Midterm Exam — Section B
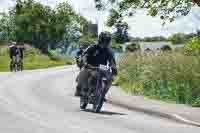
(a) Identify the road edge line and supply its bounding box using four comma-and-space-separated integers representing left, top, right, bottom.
107, 99, 200, 127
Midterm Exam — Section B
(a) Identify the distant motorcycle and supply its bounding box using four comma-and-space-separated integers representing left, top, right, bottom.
10, 55, 23, 72
80, 64, 112, 113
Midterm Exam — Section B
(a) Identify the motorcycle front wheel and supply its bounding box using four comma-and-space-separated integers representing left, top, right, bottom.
94, 93, 105, 113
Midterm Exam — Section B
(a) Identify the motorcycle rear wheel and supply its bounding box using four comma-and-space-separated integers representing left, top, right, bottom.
80, 97, 88, 110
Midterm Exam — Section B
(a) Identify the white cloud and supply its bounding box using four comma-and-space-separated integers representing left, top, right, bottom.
65, 0, 200, 37
125, 8, 200, 37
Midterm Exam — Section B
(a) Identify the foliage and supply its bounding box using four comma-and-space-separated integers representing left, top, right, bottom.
169, 33, 189, 44
0, 0, 88, 53
112, 21, 129, 43
79, 33, 97, 45
116, 49, 200, 106
78, 33, 123, 49
185, 36, 200, 49
107, 9, 122, 27
111, 38, 122, 49
192, 97, 200, 107
129, 33, 196, 44
130, 36, 168, 42
160, 45, 172, 51
94, 0, 200, 26
0, 12, 15, 40
126, 42, 140, 52
143, 36, 167, 42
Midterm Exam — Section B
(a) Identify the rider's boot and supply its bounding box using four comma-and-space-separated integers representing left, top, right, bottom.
75, 85, 81, 97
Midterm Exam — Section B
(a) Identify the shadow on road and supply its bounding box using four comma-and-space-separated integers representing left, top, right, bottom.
82, 109, 127, 116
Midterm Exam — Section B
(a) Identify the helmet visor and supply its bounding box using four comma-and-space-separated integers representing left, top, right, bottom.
100, 37, 111, 48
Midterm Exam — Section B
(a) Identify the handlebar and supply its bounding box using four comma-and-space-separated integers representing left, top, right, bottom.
86, 64, 112, 71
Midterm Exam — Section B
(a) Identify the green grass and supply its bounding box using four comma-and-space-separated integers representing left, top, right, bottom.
0, 45, 74, 72
116, 49, 200, 107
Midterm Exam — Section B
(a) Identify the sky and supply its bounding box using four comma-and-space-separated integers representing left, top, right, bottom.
0, 0, 200, 37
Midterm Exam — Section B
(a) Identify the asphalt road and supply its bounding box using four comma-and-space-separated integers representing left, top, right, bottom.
0, 66, 199, 133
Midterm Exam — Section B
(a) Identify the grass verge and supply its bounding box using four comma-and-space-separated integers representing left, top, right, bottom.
115, 49, 200, 107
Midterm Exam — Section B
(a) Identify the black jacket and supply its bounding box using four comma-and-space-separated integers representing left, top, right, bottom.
83, 45, 117, 75
9, 46, 19, 58
9, 46, 24, 59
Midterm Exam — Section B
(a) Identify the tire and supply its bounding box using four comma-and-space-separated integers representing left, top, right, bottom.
80, 97, 87, 110
19, 61, 23, 71
94, 94, 104, 113
16, 61, 19, 71
94, 80, 106, 113
14, 63, 17, 72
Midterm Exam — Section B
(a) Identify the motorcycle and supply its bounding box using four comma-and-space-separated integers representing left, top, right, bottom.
80, 64, 112, 113
10, 55, 23, 72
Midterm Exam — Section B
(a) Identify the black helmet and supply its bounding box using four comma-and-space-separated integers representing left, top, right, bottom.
98, 31, 112, 48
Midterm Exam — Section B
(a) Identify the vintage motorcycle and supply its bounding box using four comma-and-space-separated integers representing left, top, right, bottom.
80, 64, 112, 113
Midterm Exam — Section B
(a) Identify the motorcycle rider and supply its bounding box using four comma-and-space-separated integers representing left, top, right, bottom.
75, 31, 117, 97
9, 42, 20, 71
9, 41, 25, 71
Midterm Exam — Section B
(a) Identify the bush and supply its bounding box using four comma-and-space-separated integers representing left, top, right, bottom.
126, 42, 140, 52
169, 33, 187, 44
160, 45, 172, 51
79, 33, 96, 44
192, 97, 200, 107
185, 37, 200, 49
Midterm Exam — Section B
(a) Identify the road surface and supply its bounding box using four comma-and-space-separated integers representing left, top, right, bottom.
0, 66, 199, 133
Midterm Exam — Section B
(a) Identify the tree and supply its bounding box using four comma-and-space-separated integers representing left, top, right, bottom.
185, 36, 200, 49
94, 0, 200, 26
0, 12, 15, 41
169, 33, 188, 44
126, 42, 140, 52
113, 21, 129, 43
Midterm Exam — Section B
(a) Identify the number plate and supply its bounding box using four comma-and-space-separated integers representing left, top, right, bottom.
99, 64, 109, 71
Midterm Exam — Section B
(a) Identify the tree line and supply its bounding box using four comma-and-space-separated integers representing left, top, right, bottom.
0, 0, 89, 53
